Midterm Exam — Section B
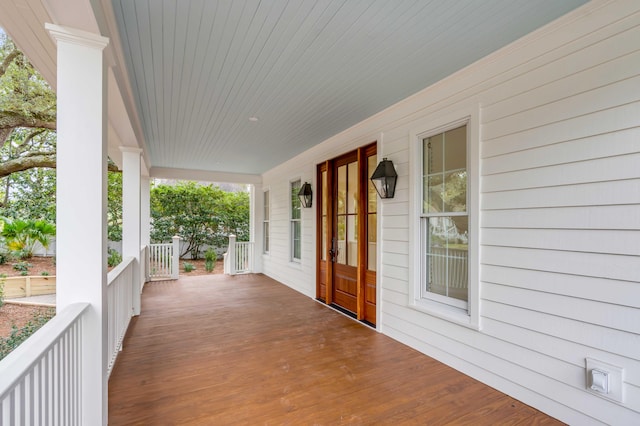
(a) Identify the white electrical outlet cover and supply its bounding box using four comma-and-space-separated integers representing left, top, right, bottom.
585, 358, 624, 403
590, 368, 609, 393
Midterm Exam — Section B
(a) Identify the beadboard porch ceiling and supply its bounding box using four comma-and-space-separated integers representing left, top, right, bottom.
0, 0, 589, 177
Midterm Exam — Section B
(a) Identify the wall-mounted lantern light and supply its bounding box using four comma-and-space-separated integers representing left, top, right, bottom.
298, 182, 313, 208
370, 157, 397, 199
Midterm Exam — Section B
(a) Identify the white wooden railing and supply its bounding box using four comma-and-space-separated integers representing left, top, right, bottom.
0, 252, 142, 423
107, 256, 135, 377
0, 303, 89, 425
224, 235, 254, 275
148, 235, 180, 280
148, 243, 172, 278
141, 245, 149, 290
234, 242, 254, 274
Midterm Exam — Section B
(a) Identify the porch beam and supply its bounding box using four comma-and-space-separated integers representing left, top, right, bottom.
47, 23, 109, 426
150, 166, 262, 185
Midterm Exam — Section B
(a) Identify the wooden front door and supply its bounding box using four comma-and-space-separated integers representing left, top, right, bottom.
317, 143, 377, 325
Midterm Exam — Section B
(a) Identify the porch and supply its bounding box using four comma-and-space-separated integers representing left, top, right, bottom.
107, 273, 559, 425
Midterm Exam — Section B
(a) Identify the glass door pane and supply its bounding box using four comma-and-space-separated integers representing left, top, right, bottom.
336, 160, 358, 266
367, 154, 377, 271
321, 170, 327, 261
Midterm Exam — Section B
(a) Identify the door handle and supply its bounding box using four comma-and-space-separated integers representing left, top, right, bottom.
329, 237, 338, 262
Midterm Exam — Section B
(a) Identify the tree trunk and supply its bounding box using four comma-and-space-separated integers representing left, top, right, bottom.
0, 111, 56, 131
0, 155, 57, 178
0, 155, 121, 178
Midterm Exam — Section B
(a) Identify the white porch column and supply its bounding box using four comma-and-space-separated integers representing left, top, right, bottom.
121, 147, 142, 315
171, 235, 180, 279
251, 183, 264, 273
47, 24, 109, 426
228, 234, 237, 275
141, 176, 151, 283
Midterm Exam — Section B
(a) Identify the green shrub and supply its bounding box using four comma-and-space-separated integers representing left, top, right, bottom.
107, 248, 122, 268
204, 249, 216, 272
1, 218, 56, 259
183, 262, 195, 272
0, 309, 55, 361
0, 251, 9, 265
205, 259, 214, 272
12, 261, 32, 272
41, 271, 50, 276
14, 249, 31, 260
204, 248, 216, 262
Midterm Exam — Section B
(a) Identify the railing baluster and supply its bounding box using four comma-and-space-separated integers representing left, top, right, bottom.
230, 242, 254, 274
0, 304, 90, 425
147, 242, 178, 279
106, 257, 136, 377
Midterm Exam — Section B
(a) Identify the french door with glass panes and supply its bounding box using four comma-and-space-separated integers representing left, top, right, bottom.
316, 143, 377, 326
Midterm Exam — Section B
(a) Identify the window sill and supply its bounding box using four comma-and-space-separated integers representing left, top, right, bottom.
410, 298, 480, 331
288, 260, 302, 269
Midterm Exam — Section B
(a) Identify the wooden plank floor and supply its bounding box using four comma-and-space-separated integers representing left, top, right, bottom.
108, 274, 562, 425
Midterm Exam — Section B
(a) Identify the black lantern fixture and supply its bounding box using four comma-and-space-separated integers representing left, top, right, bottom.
298, 182, 313, 208
370, 157, 397, 199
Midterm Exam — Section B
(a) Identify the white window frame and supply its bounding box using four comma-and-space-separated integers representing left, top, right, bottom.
409, 104, 480, 330
263, 190, 270, 254
290, 179, 302, 263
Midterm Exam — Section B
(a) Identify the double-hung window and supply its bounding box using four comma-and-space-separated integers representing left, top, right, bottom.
421, 124, 469, 309
263, 190, 270, 254
290, 180, 301, 262
412, 107, 479, 329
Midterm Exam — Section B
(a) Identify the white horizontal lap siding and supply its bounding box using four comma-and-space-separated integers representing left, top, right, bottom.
384, 297, 640, 422
379, 142, 410, 296
402, 3, 640, 422
261, 168, 315, 297
474, 3, 640, 422
260, 2, 640, 424
482, 228, 640, 256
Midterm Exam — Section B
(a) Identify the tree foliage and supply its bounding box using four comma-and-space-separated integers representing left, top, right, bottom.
0, 30, 57, 180
0, 34, 56, 128
0, 31, 249, 254
150, 181, 249, 259
0, 166, 56, 222
107, 171, 123, 241
0, 30, 121, 225
0, 29, 57, 220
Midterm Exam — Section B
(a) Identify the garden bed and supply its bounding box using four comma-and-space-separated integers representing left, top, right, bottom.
0, 304, 54, 338
0, 256, 56, 277
0, 256, 226, 277
176, 258, 224, 276
2, 275, 56, 299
